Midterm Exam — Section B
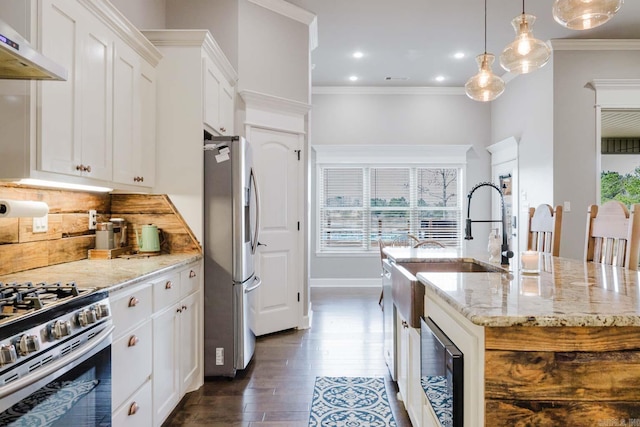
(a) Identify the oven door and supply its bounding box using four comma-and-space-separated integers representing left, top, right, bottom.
0, 325, 113, 426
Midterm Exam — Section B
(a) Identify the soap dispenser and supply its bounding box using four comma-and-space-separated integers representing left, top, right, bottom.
488, 228, 501, 263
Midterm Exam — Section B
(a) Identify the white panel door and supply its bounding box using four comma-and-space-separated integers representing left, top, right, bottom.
249, 128, 302, 336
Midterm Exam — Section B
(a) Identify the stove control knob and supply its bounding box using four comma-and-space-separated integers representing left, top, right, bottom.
78, 309, 97, 326
95, 304, 110, 320
17, 335, 40, 356
0, 344, 17, 365
51, 320, 72, 340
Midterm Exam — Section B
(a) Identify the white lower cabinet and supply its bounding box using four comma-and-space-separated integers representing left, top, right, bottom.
152, 261, 202, 427
395, 308, 425, 427
110, 260, 202, 426
113, 380, 153, 427
111, 282, 153, 420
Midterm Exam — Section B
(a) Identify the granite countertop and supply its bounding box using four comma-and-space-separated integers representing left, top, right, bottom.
0, 253, 202, 293
413, 254, 640, 328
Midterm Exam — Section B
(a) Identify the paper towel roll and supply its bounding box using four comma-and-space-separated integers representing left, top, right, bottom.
0, 200, 49, 218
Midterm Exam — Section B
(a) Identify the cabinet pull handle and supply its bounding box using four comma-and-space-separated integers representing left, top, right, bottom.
401, 320, 409, 328
189, 270, 196, 278
165, 281, 172, 289
220, 127, 226, 133
75, 164, 83, 171
128, 402, 139, 416
128, 335, 139, 347
84, 165, 91, 173
128, 297, 139, 307
182, 305, 187, 311
177, 308, 182, 313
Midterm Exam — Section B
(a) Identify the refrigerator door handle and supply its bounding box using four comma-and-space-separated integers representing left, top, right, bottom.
245, 276, 262, 294
250, 167, 261, 254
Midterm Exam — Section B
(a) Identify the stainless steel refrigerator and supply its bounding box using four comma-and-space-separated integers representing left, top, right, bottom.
203, 134, 261, 377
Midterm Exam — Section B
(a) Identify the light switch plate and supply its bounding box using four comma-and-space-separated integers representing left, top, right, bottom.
33, 216, 48, 233
564, 201, 571, 212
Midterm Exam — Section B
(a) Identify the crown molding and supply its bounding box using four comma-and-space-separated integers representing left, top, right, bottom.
240, 90, 311, 115
312, 86, 466, 95
313, 144, 472, 164
79, 0, 162, 65
142, 30, 237, 84
248, 0, 316, 25
550, 39, 640, 51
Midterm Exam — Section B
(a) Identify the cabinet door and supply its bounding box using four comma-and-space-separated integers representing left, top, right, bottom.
112, 321, 152, 410
219, 80, 234, 135
179, 291, 200, 395
139, 60, 156, 187
112, 380, 153, 427
408, 327, 423, 427
112, 41, 137, 186
396, 311, 409, 404
203, 57, 221, 132
79, 19, 112, 181
152, 304, 180, 427
113, 41, 156, 188
39, 0, 83, 175
40, 0, 112, 180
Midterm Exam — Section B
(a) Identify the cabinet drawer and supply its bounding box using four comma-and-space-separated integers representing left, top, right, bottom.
153, 272, 181, 311
112, 320, 152, 410
111, 283, 152, 338
112, 379, 152, 427
180, 263, 200, 298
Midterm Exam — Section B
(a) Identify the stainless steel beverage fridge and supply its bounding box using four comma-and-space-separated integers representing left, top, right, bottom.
203, 134, 261, 377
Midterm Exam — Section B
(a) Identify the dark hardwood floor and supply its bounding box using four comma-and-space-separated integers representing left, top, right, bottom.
163, 287, 412, 426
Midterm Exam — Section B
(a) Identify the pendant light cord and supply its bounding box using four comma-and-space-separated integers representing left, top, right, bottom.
484, 0, 487, 54
522, 0, 525, 14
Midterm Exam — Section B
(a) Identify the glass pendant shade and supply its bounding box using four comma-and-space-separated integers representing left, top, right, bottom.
553, 0, 623, 30
465, 53, 505, 102
500, 14, 551, 74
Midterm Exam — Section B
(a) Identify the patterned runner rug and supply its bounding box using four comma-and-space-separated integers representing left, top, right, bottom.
309, 376, 397, 427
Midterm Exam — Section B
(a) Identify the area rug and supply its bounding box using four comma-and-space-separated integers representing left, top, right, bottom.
309, 376, 397, 427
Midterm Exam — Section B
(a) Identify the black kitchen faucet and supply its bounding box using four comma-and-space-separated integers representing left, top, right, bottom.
464, 182, 514, 266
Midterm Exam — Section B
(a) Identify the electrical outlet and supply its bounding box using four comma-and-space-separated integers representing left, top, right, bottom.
215, 348, 224, 365
88, 210, 97, 230
33, 216, 48, 233
564, 201, 571, 212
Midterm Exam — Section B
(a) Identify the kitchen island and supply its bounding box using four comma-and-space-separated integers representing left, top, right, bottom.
384, 247, 640, 427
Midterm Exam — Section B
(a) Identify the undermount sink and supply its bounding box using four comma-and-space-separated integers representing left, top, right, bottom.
391, 259, 505, 328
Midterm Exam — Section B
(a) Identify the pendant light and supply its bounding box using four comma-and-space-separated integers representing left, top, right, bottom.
553, 0, 623, 30
500, 1, 551, 74
465, 0, 505, 102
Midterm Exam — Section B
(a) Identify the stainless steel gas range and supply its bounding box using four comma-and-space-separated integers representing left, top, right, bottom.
0, 281, 113, 426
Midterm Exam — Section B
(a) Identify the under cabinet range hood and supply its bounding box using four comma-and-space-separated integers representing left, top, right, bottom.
0, 17, 67, 80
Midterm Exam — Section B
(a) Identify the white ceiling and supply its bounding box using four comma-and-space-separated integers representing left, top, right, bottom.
286, 0, 640, 88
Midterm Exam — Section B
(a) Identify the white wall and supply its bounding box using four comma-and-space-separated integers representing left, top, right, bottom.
165, 0, 239, 70
310, 92, 492, 280
492, 59, 554, 253
238, 1, 310, 104
109, 0, 166, 29
553, 49, 640, 260
602, 154, 640, 175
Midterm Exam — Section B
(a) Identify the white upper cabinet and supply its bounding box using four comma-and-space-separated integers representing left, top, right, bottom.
112, 39, 157, 187
203, 56, 234, 135
0, 0, 161, 190
40, 0, 113, 181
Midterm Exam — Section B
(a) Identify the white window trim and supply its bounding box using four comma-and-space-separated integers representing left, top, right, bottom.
314, 145, 470, 255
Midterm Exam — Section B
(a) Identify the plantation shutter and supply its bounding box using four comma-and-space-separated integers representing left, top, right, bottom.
413, 168, 461, 246
319, 167, 365, 250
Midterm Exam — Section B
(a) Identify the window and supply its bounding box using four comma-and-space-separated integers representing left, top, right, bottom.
318, 165, 463, 252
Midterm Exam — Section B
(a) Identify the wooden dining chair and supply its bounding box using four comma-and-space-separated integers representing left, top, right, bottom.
527, 204, 563, 256
584, 201, 640, 270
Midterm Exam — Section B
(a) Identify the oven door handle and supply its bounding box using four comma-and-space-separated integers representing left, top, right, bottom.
0, 324, 114, 400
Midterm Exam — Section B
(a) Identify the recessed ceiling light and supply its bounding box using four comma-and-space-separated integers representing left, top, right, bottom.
353, 51, 364, 59
435, 75, 446, 82
454, 52, 465, 59
349, 75, 358, 82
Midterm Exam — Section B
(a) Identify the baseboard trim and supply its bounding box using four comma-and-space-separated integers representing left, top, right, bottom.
310, 278, 382, 288
299, 303, 313, 330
